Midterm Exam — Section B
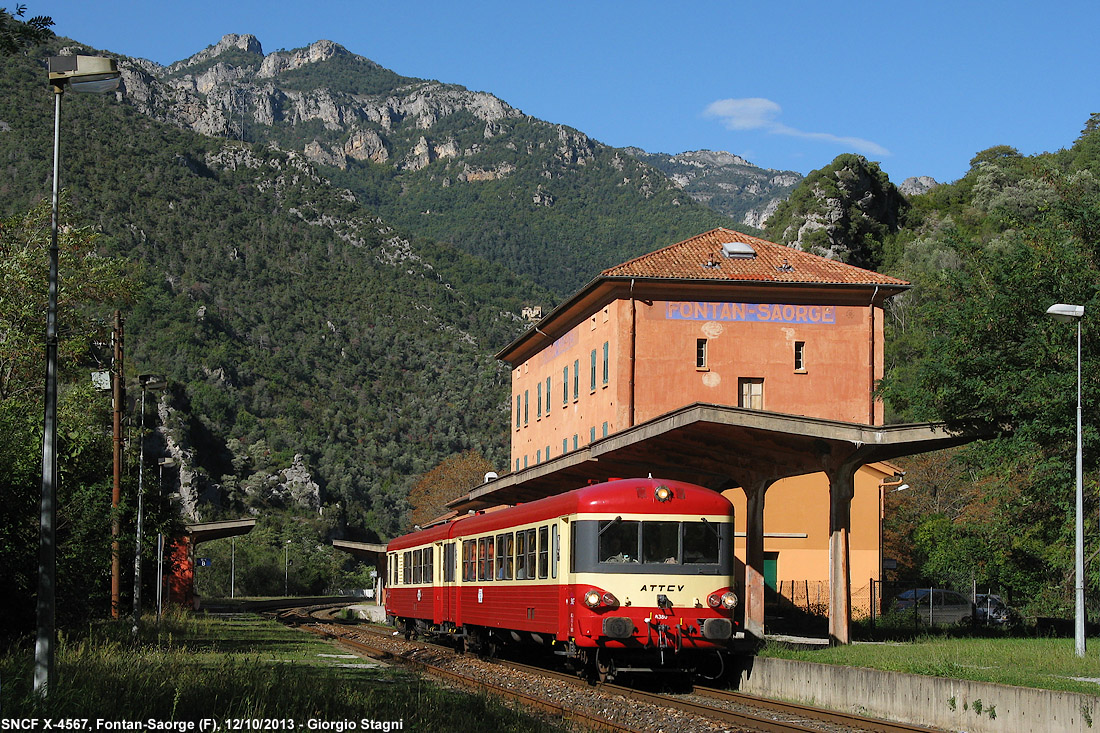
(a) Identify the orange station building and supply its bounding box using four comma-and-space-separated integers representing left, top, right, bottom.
497, 228, 910, 617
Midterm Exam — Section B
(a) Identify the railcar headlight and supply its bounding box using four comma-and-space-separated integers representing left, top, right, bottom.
654, 485, 672, 502
584, 590, 602, 608
708, 591, 738, 609
601, 592, 620, 609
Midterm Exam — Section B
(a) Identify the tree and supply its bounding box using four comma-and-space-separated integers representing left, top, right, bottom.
0, 201, 136, 633
0, 5, 52, 55
879, 145, 1100, 615
0, 197, 137, 399
406, 451, 493, 530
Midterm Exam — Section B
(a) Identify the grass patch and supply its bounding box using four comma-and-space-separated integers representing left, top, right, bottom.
1, 610, 572, 731
758, 635, 1100, 695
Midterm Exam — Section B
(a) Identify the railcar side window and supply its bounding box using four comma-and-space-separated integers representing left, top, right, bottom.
641, 521, 680, 564
683, 522, 721, 564
462, 540, 475, 582
598, 519, 640, 563
516, 531, 528, 579
412, 549, 422, 583
478, 537, 492, 581
496, 533, 513, 579
425, 546, 434, 583
403, 551, 412, 584
525, 528, 537, 577
538, 526, 549, 579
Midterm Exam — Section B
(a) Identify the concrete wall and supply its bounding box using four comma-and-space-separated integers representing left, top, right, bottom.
734, 656, 1100, 733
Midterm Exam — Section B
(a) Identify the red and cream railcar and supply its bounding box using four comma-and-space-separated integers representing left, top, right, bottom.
385, 477, 741, 679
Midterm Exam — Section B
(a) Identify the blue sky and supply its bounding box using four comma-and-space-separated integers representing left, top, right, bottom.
42, 0, 1099, 185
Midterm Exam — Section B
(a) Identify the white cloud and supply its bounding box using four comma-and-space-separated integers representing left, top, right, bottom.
704, 97, 890, 157
703, 98, 782, 130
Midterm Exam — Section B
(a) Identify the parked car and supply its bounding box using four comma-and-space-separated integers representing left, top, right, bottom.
975, 593, 1014, 625
895, 588, 975, 626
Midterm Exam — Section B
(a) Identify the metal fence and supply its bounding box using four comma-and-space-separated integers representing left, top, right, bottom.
768, 579, 1007, 625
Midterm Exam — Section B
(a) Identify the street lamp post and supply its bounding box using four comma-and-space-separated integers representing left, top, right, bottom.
133, 375, 166, 636
284, 540, 292, 596
36, 55, 120, 697
1046, 302, 1086, 658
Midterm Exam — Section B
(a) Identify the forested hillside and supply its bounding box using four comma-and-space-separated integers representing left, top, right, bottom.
0, 45, 545, 545
121, 34, 743, 296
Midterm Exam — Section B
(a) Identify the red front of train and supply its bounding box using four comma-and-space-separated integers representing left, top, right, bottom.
385, 477, 740, 679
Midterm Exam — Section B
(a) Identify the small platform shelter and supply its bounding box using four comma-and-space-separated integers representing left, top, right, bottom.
169, 518, 256, 607
332, 540, 388, 602
447, 403, 990, 644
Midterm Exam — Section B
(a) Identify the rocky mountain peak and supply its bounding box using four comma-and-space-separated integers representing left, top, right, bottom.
899, 175, 939, 197
172, 33, 264, 71
624, 146, 802, 229
257, 39, 353, 78
674, 149, 754, 168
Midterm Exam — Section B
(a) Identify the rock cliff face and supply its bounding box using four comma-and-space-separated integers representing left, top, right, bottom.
624, 147, 803, 229
118, 34, 527, 172
899, 175, 939, 197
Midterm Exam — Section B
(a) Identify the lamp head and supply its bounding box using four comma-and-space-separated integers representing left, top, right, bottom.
48, 55, 121, 94
1045, 303, 1085, 323
139, 374, 167, 390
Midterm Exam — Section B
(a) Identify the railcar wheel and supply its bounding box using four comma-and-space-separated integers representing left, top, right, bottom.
595, 649, 614, 684
696, 650, 726, 681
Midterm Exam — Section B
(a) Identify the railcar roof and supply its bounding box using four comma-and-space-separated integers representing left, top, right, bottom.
387, 477, 732, 550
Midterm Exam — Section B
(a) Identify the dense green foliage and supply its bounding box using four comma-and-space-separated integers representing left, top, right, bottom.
878, 118, 1100, 617
0, 198, 169, 632
193, 513, 377, 597
765, 153, 906, 269
0, 4, 52, 56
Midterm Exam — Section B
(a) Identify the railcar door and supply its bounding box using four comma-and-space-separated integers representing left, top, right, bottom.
433, 542, 444, 625
556, 516, 572, 642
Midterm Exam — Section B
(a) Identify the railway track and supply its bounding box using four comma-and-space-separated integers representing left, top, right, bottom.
269, 604, 942, 733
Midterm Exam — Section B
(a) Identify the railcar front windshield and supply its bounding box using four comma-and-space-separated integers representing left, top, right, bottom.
580, 518, 729, 574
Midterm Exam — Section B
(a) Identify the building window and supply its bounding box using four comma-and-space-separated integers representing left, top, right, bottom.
696, 338, 708, 370
515, 395, 521, 428
794, 341, 806, 372
563, 367, 569, 404
739, 378, 764, 410
590, 349, 597, 392
536, 382, 542, 418
536, 449, 542, 464
602, 421, 609, 437
573, 434, 579, 450
573, 360, 579, 401
523, 455, 528, 468
590, 426, 596, 443
524, 390, 529, 426
563, 438, 568, 454
515, 458, 520, 472
545, 445, 551, 461
602, 341, 609, 385
545, 377, 551, 412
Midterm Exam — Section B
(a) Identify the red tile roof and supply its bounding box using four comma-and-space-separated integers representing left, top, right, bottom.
601, 228, 909, 288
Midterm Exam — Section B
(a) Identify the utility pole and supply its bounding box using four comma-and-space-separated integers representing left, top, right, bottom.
111, 311, 124, 619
